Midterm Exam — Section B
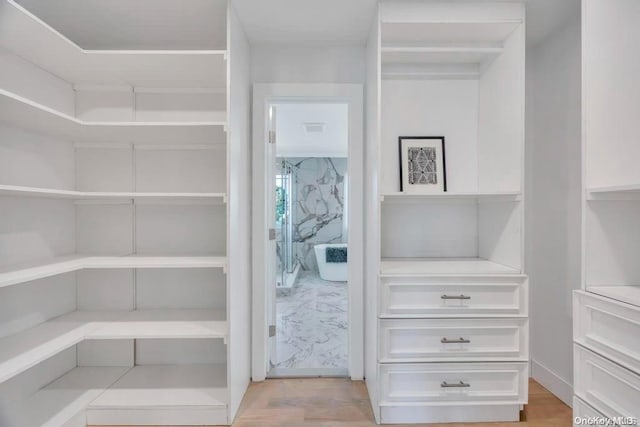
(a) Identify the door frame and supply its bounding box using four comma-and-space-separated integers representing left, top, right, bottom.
251, 83, 364, 381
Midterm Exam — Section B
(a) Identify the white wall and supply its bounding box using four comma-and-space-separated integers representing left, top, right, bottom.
526, 4, 581, 406
251, 45, 365, 83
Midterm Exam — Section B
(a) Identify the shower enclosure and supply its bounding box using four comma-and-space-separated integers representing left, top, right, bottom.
275, 160, 300, 288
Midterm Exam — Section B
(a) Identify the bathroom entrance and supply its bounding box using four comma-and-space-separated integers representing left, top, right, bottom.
252, 83, 363, 382
269, 102, 349, 377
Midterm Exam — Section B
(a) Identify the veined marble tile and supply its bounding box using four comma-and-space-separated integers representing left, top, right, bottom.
274, 271, 347, 371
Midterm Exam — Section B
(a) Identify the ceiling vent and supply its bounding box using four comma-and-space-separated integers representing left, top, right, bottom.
303, 122, 326, 133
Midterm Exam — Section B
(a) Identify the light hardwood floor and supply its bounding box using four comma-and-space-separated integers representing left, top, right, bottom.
97, 378, 572, 427
231, 378, 572, 427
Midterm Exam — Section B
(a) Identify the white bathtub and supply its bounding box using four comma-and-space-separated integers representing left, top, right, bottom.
314, 243, 348, 282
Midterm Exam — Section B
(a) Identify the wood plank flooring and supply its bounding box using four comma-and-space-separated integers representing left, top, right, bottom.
231, 378, 572, 427
96, 378, 572, 427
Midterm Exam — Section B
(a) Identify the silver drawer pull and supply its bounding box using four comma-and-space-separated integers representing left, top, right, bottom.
441, 337, 470, 344
441, 294, 471, 300
441, 381, 470, 388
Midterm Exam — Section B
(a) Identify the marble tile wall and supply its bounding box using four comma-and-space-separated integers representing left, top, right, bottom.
278, 157, 347, 272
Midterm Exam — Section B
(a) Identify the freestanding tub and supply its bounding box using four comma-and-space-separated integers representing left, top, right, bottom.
314, 243, 348, 282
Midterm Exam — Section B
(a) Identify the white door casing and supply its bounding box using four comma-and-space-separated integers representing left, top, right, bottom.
251, 83, 364, 381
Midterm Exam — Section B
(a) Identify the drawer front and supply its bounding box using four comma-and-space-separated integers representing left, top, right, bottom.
574, 344, 640, 420
379, 362, 528, 405
380, 277, 527, 318
575, 291, 640, 374
573, 396, 609, 426
380, 318, 528, 362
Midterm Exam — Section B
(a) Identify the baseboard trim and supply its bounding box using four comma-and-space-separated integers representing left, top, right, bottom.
531, 359, 573, 407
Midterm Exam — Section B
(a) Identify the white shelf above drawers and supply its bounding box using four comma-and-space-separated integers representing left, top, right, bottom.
87, 364, 228, 426
380, 258, 522, 277
0, 255, 227, 289
0, 1, 227, 88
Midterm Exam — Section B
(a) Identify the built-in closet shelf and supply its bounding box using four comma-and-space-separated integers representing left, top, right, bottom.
589, 286, 640, 308
0, 184, 227, 203
381, 45, 503, 67
6, 366, 130, 427
0, 309, 227, 384
381, 21, 521, 46
87, 364, 228, 425
380, 258, 522, 277
0, 90, 226, 144
0, 255, 228, 289
587, 184, 640, 200
380, 191, 521, 202
0, 1, 227, 88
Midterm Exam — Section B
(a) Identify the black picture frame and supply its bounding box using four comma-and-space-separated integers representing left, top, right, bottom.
398, 136, 447, 193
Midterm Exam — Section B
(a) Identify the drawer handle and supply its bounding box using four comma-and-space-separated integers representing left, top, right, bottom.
441, 337, 470, 344
441, 381, 470, 388
441, 294, 471, 300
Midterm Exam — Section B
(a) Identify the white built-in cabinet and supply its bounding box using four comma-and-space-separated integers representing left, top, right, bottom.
573, 0, 640, 423
364, 1, 528, 423
0, 0, 251, 425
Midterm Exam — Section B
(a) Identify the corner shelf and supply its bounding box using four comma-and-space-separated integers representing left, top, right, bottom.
587, 184, 640, 200
0, 309, 227, 384
0, 0, 227, 88
380, 191, 521, 202
86, 309, 227, 341
87, 364, 228, 426
0, 255, 228, 289
8, 366, 129, 427
0, 184, 226, 203
0, 89, 226, 144
380, 258, 522, 277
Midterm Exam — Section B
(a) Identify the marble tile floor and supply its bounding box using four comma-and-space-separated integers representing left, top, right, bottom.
271, 271, 348, 374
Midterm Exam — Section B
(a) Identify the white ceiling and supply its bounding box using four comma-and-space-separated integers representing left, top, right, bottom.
232, 0, 579, 47
16, 0, 579, 50
232, 0, 378, 46
275, 103, 348, 158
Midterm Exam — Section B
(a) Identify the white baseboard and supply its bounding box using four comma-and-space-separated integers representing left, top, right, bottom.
531, 359, 573, 407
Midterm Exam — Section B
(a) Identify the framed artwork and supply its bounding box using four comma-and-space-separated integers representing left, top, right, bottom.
399, 136, 446, 193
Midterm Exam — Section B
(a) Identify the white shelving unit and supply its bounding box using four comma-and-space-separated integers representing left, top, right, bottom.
574, 0, 640, 421
364, 1, 527, 424
0, 0, 251, 425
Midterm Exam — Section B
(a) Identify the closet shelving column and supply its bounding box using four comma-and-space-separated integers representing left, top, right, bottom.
573, 0, 640, 420
365, 1, 528, 424
0, 0, 251, 425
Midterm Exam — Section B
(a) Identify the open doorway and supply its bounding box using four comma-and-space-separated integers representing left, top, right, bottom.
252, 84, 363, 382
270, 102, 349, 377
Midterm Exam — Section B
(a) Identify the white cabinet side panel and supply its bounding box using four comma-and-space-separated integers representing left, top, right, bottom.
227, 3, 251, 423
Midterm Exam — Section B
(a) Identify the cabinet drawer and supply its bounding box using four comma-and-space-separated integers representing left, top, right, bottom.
380, 276, 527, 318
574, 344, 640, 420
575, 291, 640, 374
380, 318, 528, 362
379, 362, 528, 405
573, 396, 608, 426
